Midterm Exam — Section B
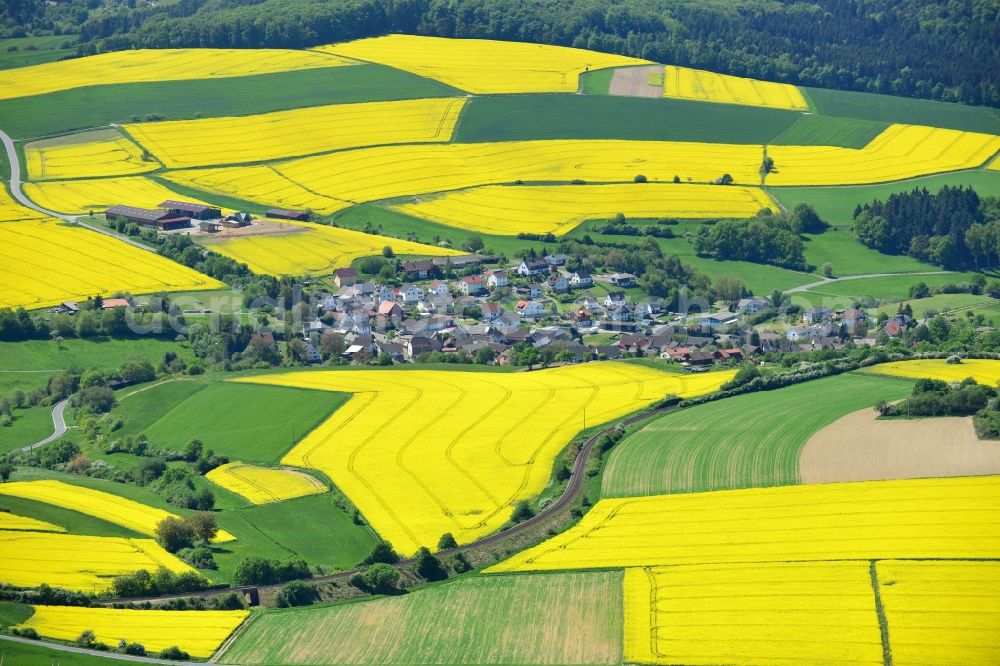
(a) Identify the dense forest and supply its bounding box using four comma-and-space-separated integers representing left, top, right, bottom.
3, 0, 1000, 108
854, 186, 1000, 270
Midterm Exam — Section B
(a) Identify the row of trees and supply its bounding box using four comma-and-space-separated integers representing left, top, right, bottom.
854, 186, 1000, 269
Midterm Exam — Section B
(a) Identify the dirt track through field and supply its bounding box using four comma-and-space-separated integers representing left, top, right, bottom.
609, 66, 664, 98
800, 407, 1000, 483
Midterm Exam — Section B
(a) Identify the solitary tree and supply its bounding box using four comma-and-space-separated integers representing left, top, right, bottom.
187, 512, 218, 543
155, 517, 195, 553
437, 533, 458, 550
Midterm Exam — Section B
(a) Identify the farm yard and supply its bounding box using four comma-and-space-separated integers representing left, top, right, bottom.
0, 25, 999, 666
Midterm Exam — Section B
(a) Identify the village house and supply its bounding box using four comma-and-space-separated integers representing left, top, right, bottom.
481, 302, 502, 321
546, 273, 570, 293
570, 308, 593, 328
803, 306, 833, 324
544, 254, 570, 267
485, 269, 508, 289
402, 259, 434, 280
377, 300, 403, 321
842, 308, 870, 332
569, 268, 593, 288
426, 280, 450, 297
608, 272, 637, 288
395, 284, 425, 304
737, 296, 771, 313
516, 300, 546, 318
333, 268, 357, 288
699, 310, 739, 332
604, 291, 626, 307
459, 275, 486, 296
517, 257, 548, 277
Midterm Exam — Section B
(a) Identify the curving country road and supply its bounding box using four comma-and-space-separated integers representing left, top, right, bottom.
784, 270, 956, 294
18, 398, 70, 453
1, 128, 155, 250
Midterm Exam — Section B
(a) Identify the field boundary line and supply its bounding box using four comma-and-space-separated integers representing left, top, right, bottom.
869, 560, 893, 666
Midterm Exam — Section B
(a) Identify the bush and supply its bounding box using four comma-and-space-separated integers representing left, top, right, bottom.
158, 646, 190, 661
361, 540, 400, 565
77, 629, 97, 648
437, 532, 458, 550
450, 551, 472, 573
274, 580, 318, 608
361, 564, 400, 594
12, 627, 39, 639
71, 386, 116, 414
211, 592, 245, 610
232, 555, 276, 586
155, 516, 196, 553
511, 500, 534, 523
415, 547, 448, 581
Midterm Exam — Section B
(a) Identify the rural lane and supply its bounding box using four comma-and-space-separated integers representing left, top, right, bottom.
784, 270, 956, 294
1, 128, 154, 250
18, 398, 70, 453
0, 633, 181, 664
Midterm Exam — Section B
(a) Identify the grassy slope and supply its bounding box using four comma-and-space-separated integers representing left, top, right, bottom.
110, 379, 348, 464
769, 114, 888, 148
0, 338, 192, 372
879, 292, 1000, 319
804, 86, 1000, 134
578, 67, 615, 94
802, 228, 939, 277
0, 639, 129, 665
221, 571, 623, 665
214, 494, 377, 577
0, 64, 463, 140
0, 601, 32, 627
0, 35, 76, 71
0, 406, 54, 453
793, 272, 981, 307
601, 373, 912, 498
453, 94, 798, 144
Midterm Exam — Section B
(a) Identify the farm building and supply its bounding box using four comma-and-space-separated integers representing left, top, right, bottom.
223, 212, 253, 228
105, 205, 191, 231
158, 200, 222, 220
265, 208, 310, 222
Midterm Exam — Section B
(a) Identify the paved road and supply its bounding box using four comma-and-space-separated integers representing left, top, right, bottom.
19, 398, 70, 452
785, 271, 955, 294
1, 128, 154, 250
0, 633, 180, 664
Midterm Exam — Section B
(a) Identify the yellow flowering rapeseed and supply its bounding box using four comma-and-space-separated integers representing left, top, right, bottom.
235, 363, 733, 555
624, 563, 883, 665
203, 219, 461, 276
767, 124, 1000, 186
0, 511, 64, 533
487, 476, 1000, 572
662, 65, 809, 110
392, 183, 777, 236
0, 191, 223, 309
25, 131, 157, 180
22, 175, 218, 215
15, 606, 249, 658
0, 532, 193, 592
863, 358, 1000, 387
0, 48, 354, 101
877, 560, 1000, 666
0, 481, 234, 542
126, 98, 467, 169
317, 34, 648, 94
206, 462, 326, 504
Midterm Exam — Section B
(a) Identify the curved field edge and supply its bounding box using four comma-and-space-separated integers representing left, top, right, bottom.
218, 570, 623, 665
600, 372, 913, 498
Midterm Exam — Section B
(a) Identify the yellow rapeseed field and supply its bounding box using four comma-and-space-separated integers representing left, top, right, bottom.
877, 560, 1000, 666
863, 358, 1000, 386
165, 140, 765, 212
767, 124, 1000, 186
16, 606, 249, 658
661, 65, 809, 110
23, 175, 218, 215
163, 166, 352, 216
392, 183, 777, 236
0, 481, 234, 542
125, 98, 467, 169
0, 48, 354, 101
487, 475, 1000, 572
988, 156, 1000, 171
0, 511, 64, 533
624, 562, 883, 665
206, 462, 326, 504
0, 531, 193, 592
317, 34, 648, 94
202, 219, 460, 276
235, 363, 733, 555
0, 194, 223, 309
25, 131, 157, 180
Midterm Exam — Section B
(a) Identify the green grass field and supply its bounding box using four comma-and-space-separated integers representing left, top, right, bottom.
453, 94, 798, 144
578, 67, 616, 95
0, 64, 463, 140
0, 404, 54, 453
802, 227, 939, 277
769, 171, 1000, 229
0, 601, 32, 627
769, 114, 887, 148
793, 272, 980, 306
879, 292, 999, 319
601, 373, 912, 498
220, 571, 623, 665
214, 494, 377, 577
0, 338, 193, 372
109, 379, 348, 464
0, 35, 77, 71
0, 639, 127, 665
803, 86, 1000, 134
